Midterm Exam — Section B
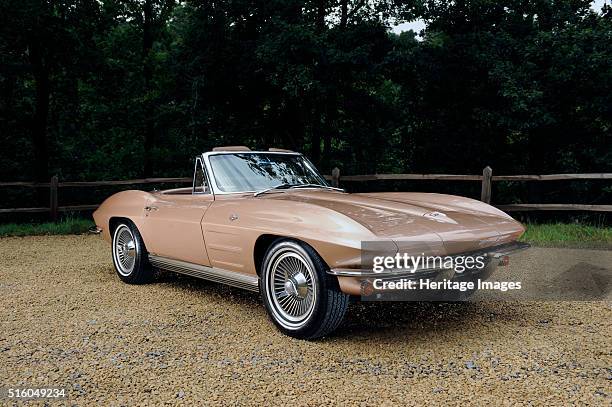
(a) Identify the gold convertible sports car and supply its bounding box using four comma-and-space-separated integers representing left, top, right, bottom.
93, 146, 529, 339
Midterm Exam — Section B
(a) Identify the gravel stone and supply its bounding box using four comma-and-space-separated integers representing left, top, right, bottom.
0, 235, 610, 405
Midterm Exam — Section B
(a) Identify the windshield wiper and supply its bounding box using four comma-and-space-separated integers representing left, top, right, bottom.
253, 183, 344, 197
288, 184, 345, 192
253, 183, 295, 197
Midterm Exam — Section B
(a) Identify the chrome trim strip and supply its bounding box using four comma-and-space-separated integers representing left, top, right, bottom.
328, 266, 455, 278
88, 226, 103, 234
487, 241, 531, 257
148, 255, 259, 292
328, 241, 531, 277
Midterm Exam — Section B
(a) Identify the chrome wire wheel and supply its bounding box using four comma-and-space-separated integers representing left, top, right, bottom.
266, 249, 317, 330
113, 225, 137, 276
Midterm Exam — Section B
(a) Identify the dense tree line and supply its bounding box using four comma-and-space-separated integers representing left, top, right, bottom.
0, 1, 610, 208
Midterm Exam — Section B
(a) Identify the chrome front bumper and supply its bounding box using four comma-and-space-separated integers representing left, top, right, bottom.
328, 241, 531, 278
88, 226, 103, 234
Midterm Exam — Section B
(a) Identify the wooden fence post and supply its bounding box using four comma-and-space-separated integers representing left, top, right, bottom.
50, 175, 59, 221
331, 167, 340, 188
481, 166, 492, 204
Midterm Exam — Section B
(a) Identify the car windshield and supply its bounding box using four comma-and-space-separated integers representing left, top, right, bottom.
209, 153, 328, 193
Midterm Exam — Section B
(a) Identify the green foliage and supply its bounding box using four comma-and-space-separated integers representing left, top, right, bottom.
0, 217, 94, 237
0, 0, 610, 209
521, 222, 612, 247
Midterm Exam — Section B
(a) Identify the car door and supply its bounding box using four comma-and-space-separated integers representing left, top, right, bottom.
141, 158, 213, 266
201, 194, 253, 273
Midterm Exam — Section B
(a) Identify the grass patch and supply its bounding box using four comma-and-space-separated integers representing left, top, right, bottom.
521, 223, 612, 248
0, 217, 94, 237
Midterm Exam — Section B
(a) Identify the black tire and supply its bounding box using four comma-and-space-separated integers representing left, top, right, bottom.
111, 221, 153, 284
260, 239, 349, 340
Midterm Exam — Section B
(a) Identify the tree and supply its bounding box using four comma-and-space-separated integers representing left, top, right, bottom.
0, 0, 92, 181
0, 0, 609, 213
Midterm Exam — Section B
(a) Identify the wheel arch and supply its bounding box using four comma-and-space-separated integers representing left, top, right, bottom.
253, 234, 283, 276
109, 216, 151, 258
93, 190, 153, 242
109, 216, 133, 236
253, 234, 332, 277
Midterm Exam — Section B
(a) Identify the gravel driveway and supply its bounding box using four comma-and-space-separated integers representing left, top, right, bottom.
0, 235, 610, 405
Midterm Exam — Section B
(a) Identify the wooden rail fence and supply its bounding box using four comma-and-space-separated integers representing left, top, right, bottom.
326, 166, 611, 213
0, 177, 191, 220
0, 167, 610, 220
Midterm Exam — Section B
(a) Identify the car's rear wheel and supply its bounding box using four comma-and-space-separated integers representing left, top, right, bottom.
260, 239, 349, 339
111, 221, 152, 284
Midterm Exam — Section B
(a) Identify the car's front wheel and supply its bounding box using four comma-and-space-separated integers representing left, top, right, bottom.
260, 239, 349, 339
111, 221, 152, 284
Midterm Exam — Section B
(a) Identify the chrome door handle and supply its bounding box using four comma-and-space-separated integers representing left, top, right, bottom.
145, 206, 158, 211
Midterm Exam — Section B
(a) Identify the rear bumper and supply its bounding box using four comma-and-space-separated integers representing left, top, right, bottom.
330, 241, 530, 296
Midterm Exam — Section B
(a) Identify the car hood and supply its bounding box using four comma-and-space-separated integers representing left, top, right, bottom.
267, 190, 524, 255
